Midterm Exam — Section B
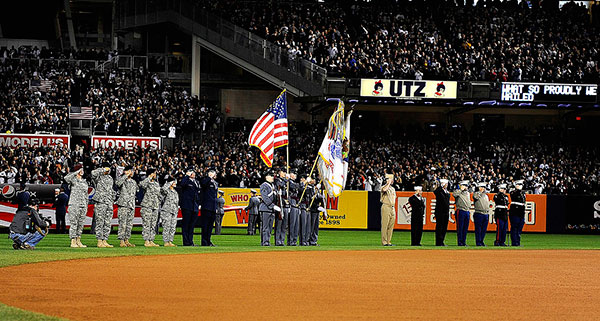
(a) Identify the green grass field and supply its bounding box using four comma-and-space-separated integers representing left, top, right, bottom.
0, 228, 598, 321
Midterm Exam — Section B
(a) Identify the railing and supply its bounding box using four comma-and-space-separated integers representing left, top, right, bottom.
116, 0, 326, 96
98, 55, 148, 72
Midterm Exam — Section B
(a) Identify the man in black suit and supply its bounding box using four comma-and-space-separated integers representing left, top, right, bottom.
409, 186, 425, 246
433, 179, 450, 246
199, 168, 219, 246
177, 168, 200, 246
54, 188, 69, 234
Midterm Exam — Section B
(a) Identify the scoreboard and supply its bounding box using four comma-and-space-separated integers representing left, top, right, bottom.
501, 82, 598, 103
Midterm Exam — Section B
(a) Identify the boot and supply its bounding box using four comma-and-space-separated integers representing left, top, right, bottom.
97, 240, 106, 248
103, 240, 114, 248
170, 242, 177, 247
70, 238, 79, 248
150, 241, 160, 247
120, 240, 127, 247
144, 240, 152, 247
76, 237, 87, 248
125, 240, 135, 247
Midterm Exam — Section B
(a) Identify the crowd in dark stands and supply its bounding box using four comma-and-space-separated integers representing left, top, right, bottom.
1, 123, 598, 196
204, 0, 600, 82
1, 45, 137, 61
0, 57, 221, 136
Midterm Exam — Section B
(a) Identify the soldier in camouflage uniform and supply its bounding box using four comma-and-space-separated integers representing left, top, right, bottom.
140, 169, 161, 247
116, 165, 138, 247
64, 165, 89, 248
91, 163, 115, 248
161, 179, 179, 247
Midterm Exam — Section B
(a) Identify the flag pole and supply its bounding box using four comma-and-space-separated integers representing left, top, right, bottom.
298, 154, 319, 204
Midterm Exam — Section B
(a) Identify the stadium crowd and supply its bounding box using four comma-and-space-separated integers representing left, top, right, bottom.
1, 124, 598, 196
204, 0, 600, 82
0, 57, 221, 136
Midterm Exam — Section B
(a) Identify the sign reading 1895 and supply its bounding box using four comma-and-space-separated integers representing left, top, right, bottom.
501, 82, 597, 103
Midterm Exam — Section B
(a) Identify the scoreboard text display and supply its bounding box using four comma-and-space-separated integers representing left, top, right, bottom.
501, 82, 598, 103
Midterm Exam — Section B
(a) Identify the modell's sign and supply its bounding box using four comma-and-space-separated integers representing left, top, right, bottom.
360, 79, 457, 99
0, 134, 70, 148
91, 136, 161, 150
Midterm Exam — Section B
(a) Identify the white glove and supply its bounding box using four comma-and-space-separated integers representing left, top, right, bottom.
316, 183, 321, 189
318, 206, 326, 213
285, 173, 290, 179
273, 205, 281, 212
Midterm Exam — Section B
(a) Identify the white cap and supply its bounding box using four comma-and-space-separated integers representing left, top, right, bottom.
459, 180, 469, 186
54, 188, 60, 192
477, 182, 486, 188
440, 179, 449, 185
514, 180, 524, 186
250, 189, 257, 194
414, 186, 422, 191
218, 189, 224, 194
498, 184, 507, 189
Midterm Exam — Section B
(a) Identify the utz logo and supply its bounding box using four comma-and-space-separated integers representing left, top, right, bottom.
434, 82, 446, 97
372, 80, 384, 96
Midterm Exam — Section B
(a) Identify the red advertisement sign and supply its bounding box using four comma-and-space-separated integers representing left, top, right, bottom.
0, 133, 70, 148
91, 136, 161, 150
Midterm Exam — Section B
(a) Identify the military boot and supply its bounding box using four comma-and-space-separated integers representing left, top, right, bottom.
120, 240, 127, 247
97, 240, 106, 248
76, 237, 87, 248
70, 238, 79, 248
103, 240, 114, 248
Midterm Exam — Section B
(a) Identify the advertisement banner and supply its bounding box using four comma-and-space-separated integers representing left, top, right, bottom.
393, 192, 546, 232
0, 133, 70, 148
221, 188, 368, 229
565, 195, 600, 233
91, 136, 161, 150
501, 82, 597, 103
360, 79, 457, 99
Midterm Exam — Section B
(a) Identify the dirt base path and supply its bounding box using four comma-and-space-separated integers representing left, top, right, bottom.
0, 250, 598, 320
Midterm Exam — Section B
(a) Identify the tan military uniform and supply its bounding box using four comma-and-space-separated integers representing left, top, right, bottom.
380, 186, 396, 245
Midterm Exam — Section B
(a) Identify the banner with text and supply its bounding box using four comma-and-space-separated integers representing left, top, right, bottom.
393, 192, 546, 232
221, 188, 368, 229
360, 79, 457, 99
0, 133, 70, 148
501, 82, 597, 103
91, 136, 161, 150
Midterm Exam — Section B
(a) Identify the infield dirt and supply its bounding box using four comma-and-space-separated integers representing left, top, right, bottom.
0, 250, 598, 320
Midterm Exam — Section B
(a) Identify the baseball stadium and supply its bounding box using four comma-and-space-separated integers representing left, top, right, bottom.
0, 0, 599, 320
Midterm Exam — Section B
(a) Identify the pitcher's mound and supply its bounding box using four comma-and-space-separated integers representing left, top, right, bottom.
0, 250, 599, 320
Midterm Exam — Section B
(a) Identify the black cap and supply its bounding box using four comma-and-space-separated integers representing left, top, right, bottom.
290, 169, 298, 175
147, 168, 156, 175
124, 165, 133, 171
29, 198, 40, 206
101, 161, 111, 168
265, 170, 275, 177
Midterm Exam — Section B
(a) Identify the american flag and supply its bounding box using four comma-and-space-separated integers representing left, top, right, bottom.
69, 106, 94, 120
248, 90, 288, 167
29, 79, 53, 92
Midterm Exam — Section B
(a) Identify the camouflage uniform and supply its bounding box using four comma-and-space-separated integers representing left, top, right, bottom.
160, 181, 179, 243
116, 174, 138, 240
140, 176, 161, 241
91, 168, 115, 241
64, 171, 89, 239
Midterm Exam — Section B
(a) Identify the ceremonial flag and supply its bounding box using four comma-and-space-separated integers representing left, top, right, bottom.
69, 106, 94, 120
248, 90, 288, 167
317, 99, 348, 197
29, 79, 53, 92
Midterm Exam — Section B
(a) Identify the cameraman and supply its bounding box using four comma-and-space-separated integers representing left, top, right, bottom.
9, 198, 48, 250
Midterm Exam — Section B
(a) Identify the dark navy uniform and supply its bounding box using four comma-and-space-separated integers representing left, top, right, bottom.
493, 192, 510, 246
509, 189, 526, 246
54, 192, 69, 234
199, 175, 219, 246
177, 174, 200, 246
433, 186, 450, 246
409, 193, 425, 246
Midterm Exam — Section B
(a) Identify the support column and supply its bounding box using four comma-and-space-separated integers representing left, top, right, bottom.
64, 0, 77, 50
191, 35, 201, 97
